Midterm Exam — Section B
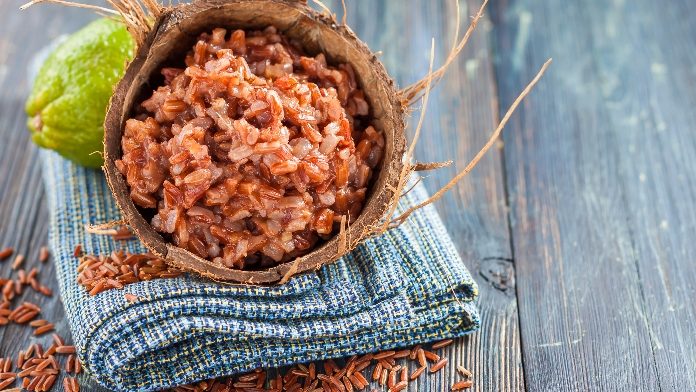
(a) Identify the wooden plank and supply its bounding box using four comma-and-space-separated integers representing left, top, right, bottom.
491, 0, 696, 390
329, 1, 524, 391
0, 1, 523, 391
0, 2, 108, 390
581, 0, 696, 389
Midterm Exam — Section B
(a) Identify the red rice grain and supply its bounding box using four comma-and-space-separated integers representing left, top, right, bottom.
357, 353, 373, 363
171, 339, 472, 392
38, 286, 52, 297
457, 365, 472, 378
24, 344, 35, 359
1, 282, 13, 301
423, 350, 440, 363
52, 334, 64, 347
17, 366, 35, 378
0, 377, 15, 390
372, 350, 395, 360
409, 345, 421, 360
2, 358, 10, 373
341, 376, 353, 392
416, 348, 427, 368
34, 358, 51, 372
73, 245, 82, 258
380, 368, 388, 386
11, 255, 24, 270
410, 366, 426, 380
38, 247, 50, 263
32, 323, 54, 336
371, 362, 382, 381
12, 281, 21, 296
432, 339, 454, 349
429, 358, 448, 373
387, 368, 396, 388
308, 363, 316, 380
55, 346, 76, 355
390, 380, 408, 392
28, 375, 44, 391
451, 379, 473, 391
378, 359, 392, 371
77, 251, 182, 295
0, 248, 13, 261
29, 319, 48, 327
354, 360, 370, 373
15, 310, 40, 324
41, 374, 56, 391
63, 377, 80, 392
351, 371, 367, 388
64, 355, 74, 373
43, 345, 56, 358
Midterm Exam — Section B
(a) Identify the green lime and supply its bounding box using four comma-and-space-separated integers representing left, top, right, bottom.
26, 18, 135, 168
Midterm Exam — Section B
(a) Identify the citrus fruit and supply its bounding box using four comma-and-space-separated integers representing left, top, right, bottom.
26, 18, 135, 168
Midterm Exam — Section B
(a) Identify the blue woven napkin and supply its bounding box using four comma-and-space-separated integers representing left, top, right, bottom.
41, 149, 479, 391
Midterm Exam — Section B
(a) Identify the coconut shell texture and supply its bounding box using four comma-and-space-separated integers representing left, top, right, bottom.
104, 0, 406, 284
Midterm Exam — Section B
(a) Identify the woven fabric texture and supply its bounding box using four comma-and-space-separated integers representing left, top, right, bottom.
41, 151, 479, 392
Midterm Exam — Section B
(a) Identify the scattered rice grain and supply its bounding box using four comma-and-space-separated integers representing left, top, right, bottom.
0, 248, 13, 261
410, 366, 426, 380
38, 247, 50, 263
11, 255, 24, 270
373, 350, 395, 360
73, 245, 82, 258
0, 377, 15, 390
28, 319, 48, 327
390, 380, 408, 392
457, 365, 472, 378
380, 368, 388, 386
32, 323, 54, 336
423, 350, 440, 362
371, 362, 382, 381
416, 348, 427, 368
451, 379, 473, 391
429, 358, 448, 373
55, 346, 76, 355
432, 339, 454, 349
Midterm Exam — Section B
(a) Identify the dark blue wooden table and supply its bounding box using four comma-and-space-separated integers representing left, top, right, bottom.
1, 0, 694, 391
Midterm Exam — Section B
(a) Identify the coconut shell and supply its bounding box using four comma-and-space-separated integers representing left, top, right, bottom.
103, 0, 406, 284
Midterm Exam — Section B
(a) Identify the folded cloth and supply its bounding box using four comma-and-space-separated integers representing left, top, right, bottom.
41, 151, 479, 392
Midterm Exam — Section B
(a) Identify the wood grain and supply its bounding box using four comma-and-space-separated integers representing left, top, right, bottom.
0, 1, 525, 391
491, 0, 696, 390
328, 1, 524, 391
0, 2, 109, 391
16, 0, 696, 391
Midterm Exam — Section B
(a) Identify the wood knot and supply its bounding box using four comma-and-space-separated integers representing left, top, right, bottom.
479, 257, 515, 293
